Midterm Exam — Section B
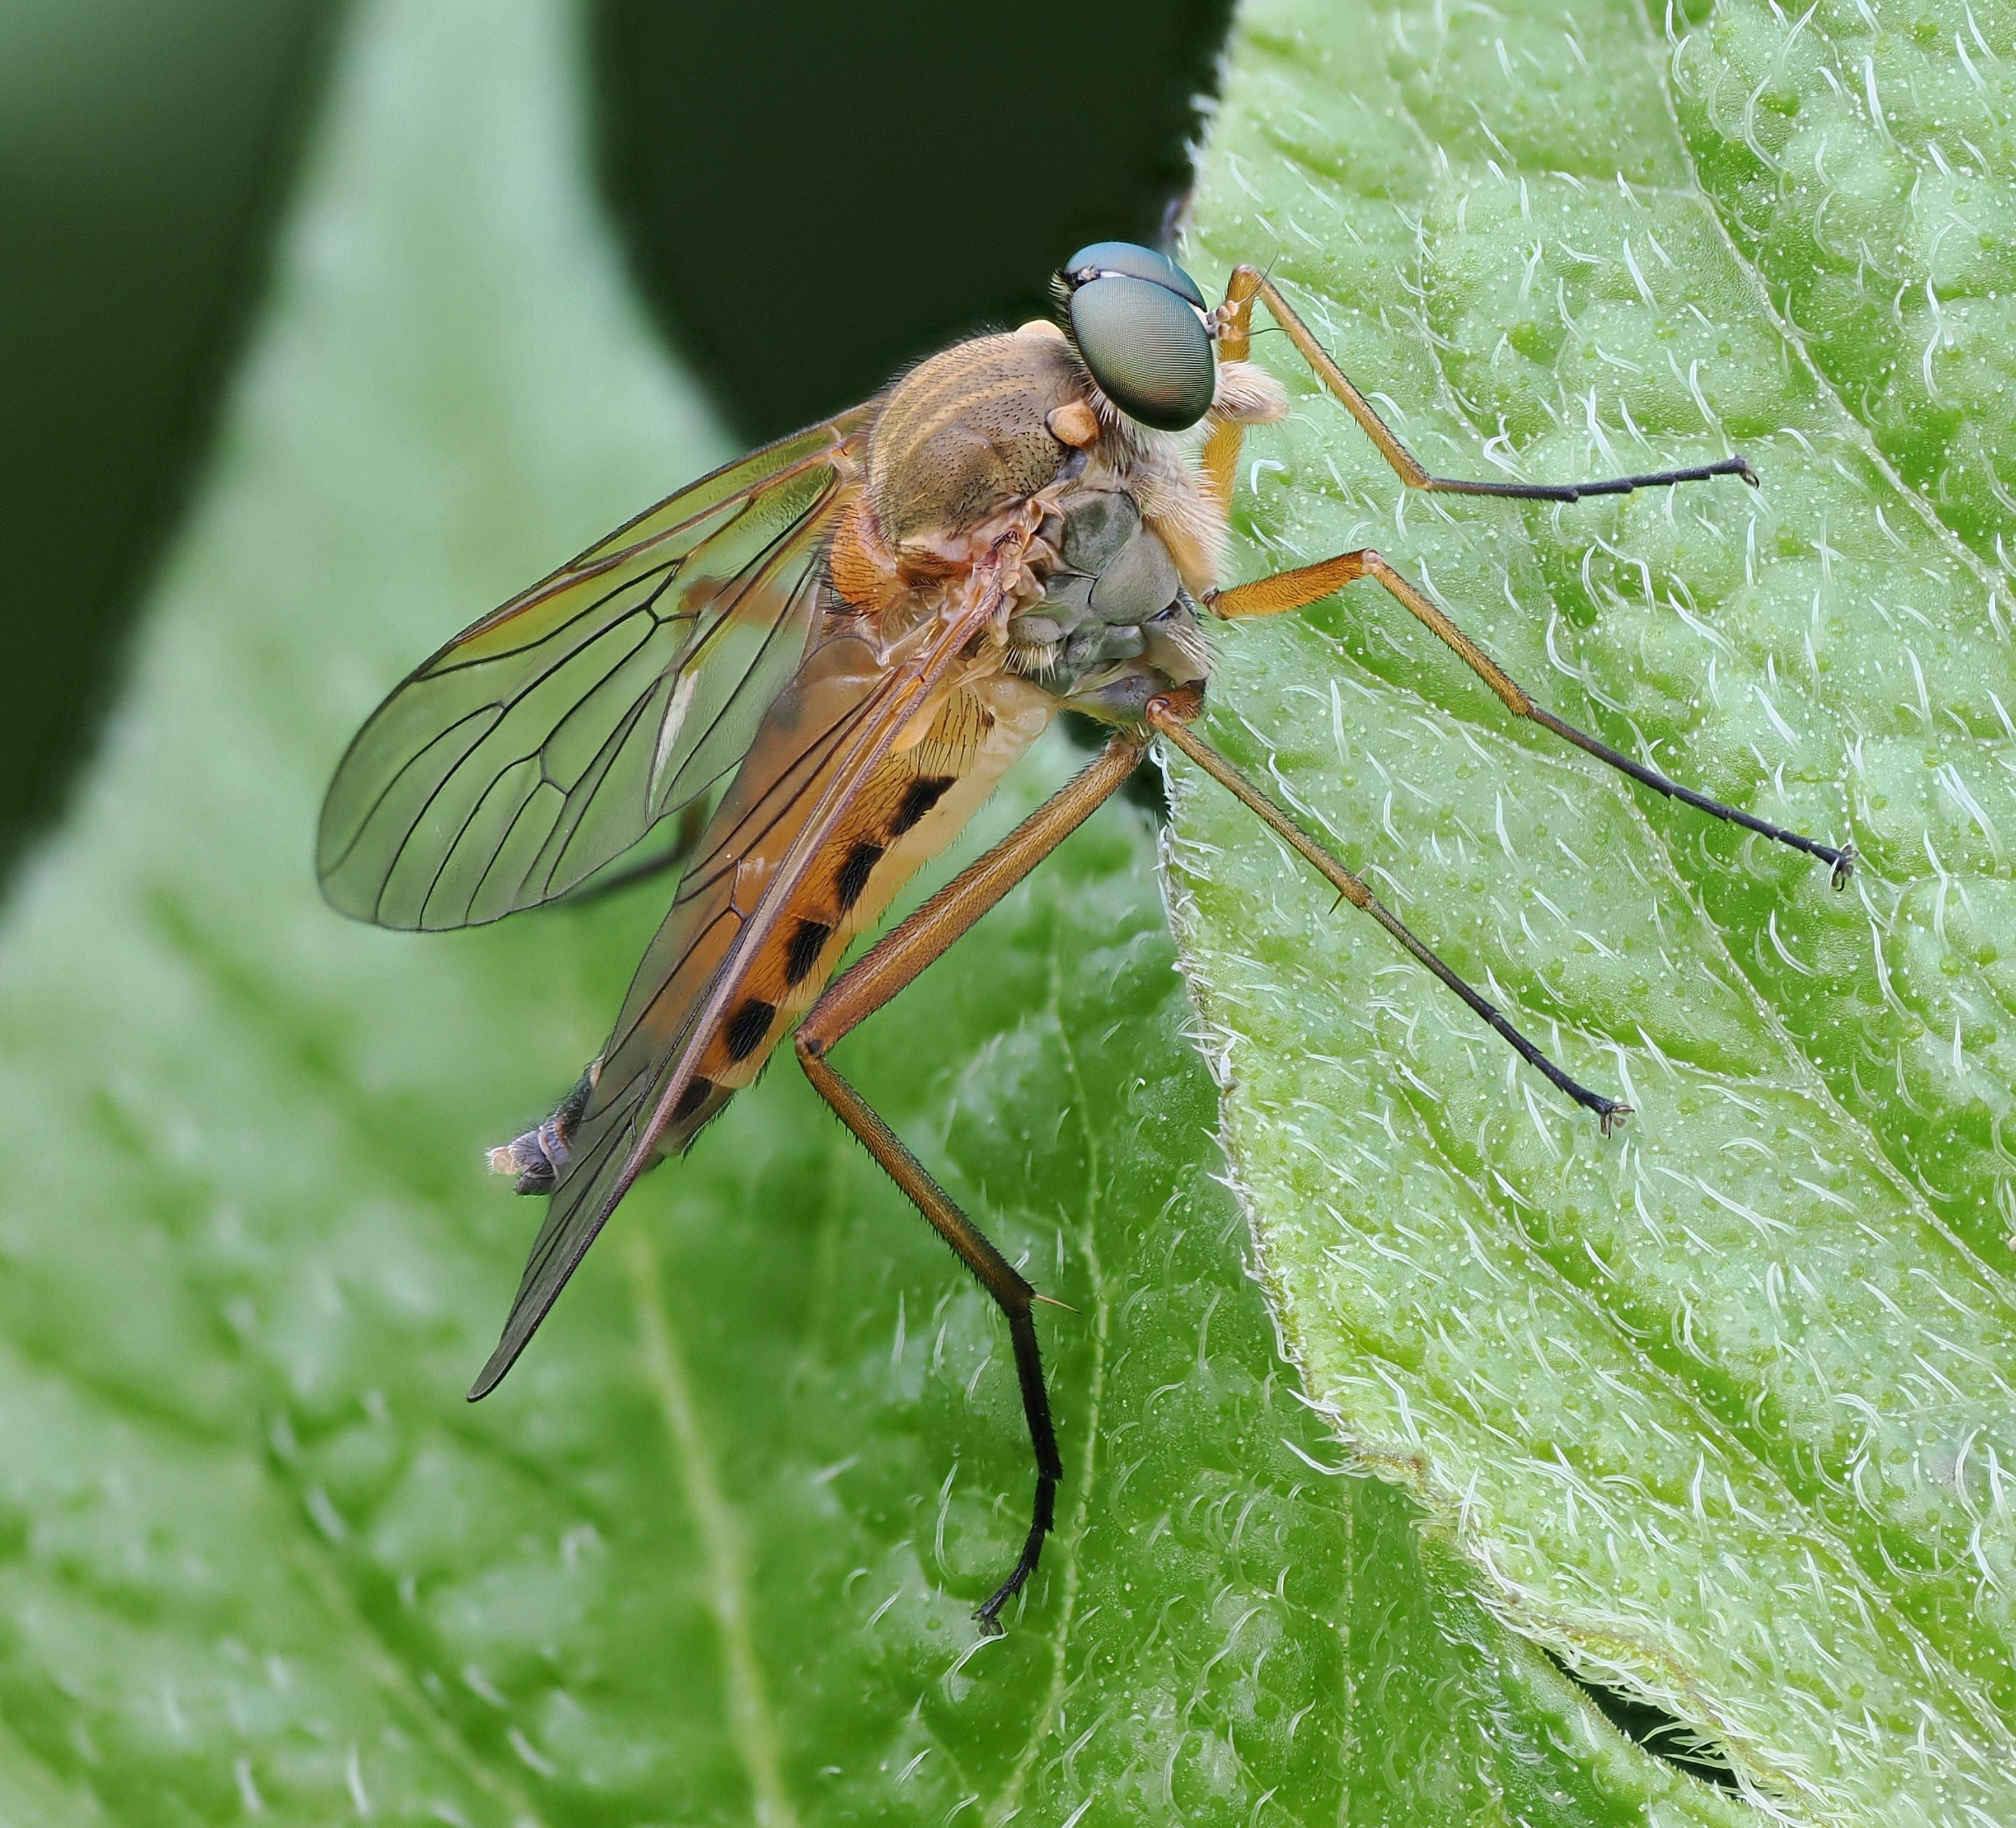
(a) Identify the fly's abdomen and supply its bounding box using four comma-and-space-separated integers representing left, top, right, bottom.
510, 654, 1057, 1185
680, 673, 1057, 1114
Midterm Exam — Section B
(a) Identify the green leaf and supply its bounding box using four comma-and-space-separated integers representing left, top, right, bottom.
1176, 0, 2016, 1817
8, 0, 2008, 1816
0, 0, 1736, 1822
1674, 0, 2016, 571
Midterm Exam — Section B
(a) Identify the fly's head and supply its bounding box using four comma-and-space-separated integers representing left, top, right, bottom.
1055, 241, 1287, 453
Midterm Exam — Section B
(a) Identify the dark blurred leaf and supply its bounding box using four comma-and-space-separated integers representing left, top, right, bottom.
0, 0, 340, 876
587, 0, 1235, 439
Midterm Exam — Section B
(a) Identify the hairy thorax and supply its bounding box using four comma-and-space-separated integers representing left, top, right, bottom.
827, 319, 1287, 723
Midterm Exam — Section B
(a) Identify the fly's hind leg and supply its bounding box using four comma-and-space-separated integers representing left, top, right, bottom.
794, 731, 1146, 1632
1146, 696, 1634, 1132
1206, 548, 1855, 883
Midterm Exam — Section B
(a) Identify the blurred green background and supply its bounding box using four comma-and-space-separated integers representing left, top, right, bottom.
0, 0, 1231, 885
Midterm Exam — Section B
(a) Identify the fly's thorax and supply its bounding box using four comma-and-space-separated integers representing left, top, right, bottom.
867, 327, 1089, 550
1006, 480, 1212, 711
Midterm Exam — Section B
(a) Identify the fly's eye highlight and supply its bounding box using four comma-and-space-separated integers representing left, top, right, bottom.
1059, 240, 1206, 308
1060, 241, 1215, 433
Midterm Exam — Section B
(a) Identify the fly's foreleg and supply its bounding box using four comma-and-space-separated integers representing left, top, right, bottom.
1206, 549, 1855, 884
794, 731, 1145, 1632
1216, 264, 1756, 503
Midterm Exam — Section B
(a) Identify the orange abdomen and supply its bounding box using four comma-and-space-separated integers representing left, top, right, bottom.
590, 632, 1056, 1162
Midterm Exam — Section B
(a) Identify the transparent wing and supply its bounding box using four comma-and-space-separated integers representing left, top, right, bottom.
317, 406, 873, 930
468, 627, 901, 1397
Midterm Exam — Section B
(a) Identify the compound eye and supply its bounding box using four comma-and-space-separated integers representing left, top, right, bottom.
1069, 275, 1215, 432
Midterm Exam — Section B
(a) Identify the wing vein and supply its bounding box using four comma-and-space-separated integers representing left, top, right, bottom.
318, 410, 869, 929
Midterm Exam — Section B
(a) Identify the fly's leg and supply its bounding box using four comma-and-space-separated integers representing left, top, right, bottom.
1146, 696, 1633, 1132
794, 731, 1146, 1633
1199, 267, 1843, 870
544, 799, 710, 911
1208, 548, 1855, 883
1212, 264, 1757, 503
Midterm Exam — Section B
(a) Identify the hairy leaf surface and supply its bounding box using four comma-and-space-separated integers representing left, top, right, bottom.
7, 0, 2010, 1818
1175, 0, 2016, 1818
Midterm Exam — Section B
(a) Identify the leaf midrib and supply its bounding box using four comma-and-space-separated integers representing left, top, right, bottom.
625, 1224, 797, 1828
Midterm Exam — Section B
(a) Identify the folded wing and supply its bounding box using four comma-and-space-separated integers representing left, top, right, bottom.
467, 627, 901, 1396
467, 541, 1027, 1399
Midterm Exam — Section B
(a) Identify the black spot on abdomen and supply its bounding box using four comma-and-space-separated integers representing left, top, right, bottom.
890, 775, 954, 837
724, 998, 775, 1062
834, 841, 883, 913
785, 919, 831, 986
673, 1076, 713, 1122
